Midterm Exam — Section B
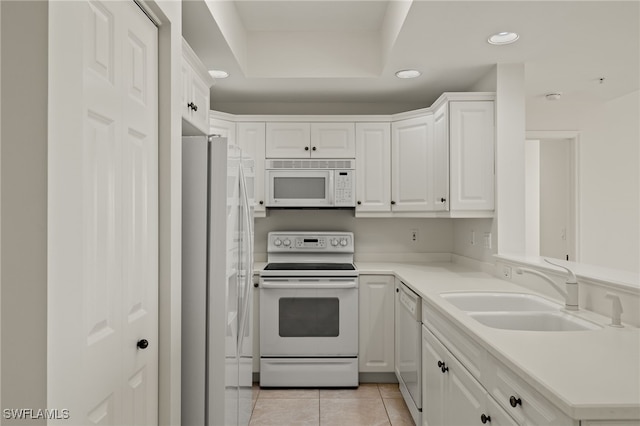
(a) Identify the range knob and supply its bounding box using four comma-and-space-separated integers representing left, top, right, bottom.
274, 239, 282, 247
340, 239, 348, 247
283, 239, 291, 247
331, 239, 339, 247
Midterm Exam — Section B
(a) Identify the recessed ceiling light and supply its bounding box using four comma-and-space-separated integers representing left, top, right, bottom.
487, 32, 519, 45
209, 69, 229, 79
395, 69, 421, 79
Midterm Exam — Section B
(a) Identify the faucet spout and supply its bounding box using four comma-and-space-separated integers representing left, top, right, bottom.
515, 262, 579, 311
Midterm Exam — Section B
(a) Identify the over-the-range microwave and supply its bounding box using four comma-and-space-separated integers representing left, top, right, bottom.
265, 159, 356, 208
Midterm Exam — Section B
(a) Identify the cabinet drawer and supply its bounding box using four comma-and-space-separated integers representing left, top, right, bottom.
422, 301, 486, 382
487, 354, 575, 426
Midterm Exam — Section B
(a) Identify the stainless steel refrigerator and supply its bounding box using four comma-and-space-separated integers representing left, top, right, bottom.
182, 136, 255, 426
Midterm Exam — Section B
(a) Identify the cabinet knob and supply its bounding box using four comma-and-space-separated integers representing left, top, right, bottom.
396, 288, 399, 293
357, 201, 362, 205
509, 396, 522, 407
304, 146, 310, 151
391, 200, 396, 205
254, 282, 259, 288
440, 197, 446, 203
187, 102, 194, 110
259, 200, 264, 205
438, 361, 448, 373
137, 339, 149, 350
192, 104, 198, 111
312, 146, 317, 151
481, 414, 491, 424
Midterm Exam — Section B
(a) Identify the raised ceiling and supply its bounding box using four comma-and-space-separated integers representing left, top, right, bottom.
182, 0, 640, 114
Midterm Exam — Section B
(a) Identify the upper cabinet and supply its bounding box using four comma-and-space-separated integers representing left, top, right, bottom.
448, 101, 495, 213
266, 122, 355, 158
355, 123, 391, 213
182, 39, 214, 135
391, 114, 447, 212
237, 122, 267, 217
355, 94, 494, 218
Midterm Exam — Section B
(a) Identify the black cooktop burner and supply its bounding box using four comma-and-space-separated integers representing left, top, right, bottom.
264, 262, 356, 271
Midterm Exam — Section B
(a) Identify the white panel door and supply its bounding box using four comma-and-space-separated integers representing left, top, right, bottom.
449, 101, 495, 211
355, 123, 391, 213
237, 122, 266, 214
358, 275, 395, 372
310, 123, 356, 158
265, 122, 311, 158
391, 115, 437, 211
48, 1, 158, 424
432, 103, 450, 211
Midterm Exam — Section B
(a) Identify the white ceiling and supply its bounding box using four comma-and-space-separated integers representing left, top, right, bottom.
182, 0, 640, 113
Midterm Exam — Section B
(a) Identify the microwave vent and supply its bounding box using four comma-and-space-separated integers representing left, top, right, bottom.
268, 159, 354, 169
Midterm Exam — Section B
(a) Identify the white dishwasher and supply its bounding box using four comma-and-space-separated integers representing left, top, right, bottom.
395, 280, 422, 426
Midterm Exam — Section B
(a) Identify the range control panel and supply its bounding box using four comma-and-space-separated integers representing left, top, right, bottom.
267, 232, 354, 253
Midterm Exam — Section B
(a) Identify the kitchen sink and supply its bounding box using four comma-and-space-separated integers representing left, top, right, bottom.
440, 292, 561, 312
468, 311, 601, 332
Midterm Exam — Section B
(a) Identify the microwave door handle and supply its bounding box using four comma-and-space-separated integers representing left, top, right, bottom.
328, 171, 334, 205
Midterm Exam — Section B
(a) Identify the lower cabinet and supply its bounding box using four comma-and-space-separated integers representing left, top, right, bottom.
358, 275, 395, 372
422, 325, 517, 426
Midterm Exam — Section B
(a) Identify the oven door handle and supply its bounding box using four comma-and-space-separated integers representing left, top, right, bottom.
260, 280, 357, 289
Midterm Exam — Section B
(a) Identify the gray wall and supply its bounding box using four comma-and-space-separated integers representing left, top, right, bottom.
1, 1, 48, 423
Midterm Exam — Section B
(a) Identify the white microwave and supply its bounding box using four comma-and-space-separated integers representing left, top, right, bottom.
265, 159, 356, 208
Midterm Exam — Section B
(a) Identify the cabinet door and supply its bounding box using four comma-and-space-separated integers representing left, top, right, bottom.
355, 123, 391, 213
210, 118, 236, 144
485, 396, 519, 426
359, 275, 395, 372
181, 58, 193, 121
391, 115, 438, 211
432, 103, 450, 211
449, 101, 495, 211
422, 326, 446, 426
446, 347, 487, 426
265, 122, 311, 158
237, 123, 266, 216
310, 123, 356, 158
189, 72, 210, 133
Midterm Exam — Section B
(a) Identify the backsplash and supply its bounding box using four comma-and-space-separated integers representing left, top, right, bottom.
254, 210, 453, 261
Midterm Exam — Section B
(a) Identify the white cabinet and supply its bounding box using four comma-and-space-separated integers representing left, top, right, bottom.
237, 122, 266, 217
448, 101, 495, 213
265, 122, 355, 158
422, 325, 518, 426
391, 114, 447, 212
358, 275, 395, 373
311, 123, 356, 158
265, 123, 310, 158
209, 117, 236, 145
182, 39, 214, 135
422, 300, 577, 426
355, 123, 391, 213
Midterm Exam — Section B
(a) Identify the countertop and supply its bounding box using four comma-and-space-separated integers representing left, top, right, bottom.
355, 261, 640, 421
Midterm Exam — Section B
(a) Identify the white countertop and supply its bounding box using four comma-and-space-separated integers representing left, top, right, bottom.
355, 261, 640, 421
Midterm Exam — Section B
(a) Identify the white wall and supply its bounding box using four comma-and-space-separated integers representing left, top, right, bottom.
254, 210, 453, 262
527, 90, 640, 273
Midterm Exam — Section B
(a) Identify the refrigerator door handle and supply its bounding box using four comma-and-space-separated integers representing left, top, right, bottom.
237, 163, 254, 355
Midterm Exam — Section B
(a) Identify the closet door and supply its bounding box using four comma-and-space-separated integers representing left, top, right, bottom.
48, 1, 158, 424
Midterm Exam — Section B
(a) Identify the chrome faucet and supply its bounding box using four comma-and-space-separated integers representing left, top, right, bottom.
515, 259, 579, 311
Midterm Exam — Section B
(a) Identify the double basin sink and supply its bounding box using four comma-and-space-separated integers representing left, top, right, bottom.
440, 292, 601, 332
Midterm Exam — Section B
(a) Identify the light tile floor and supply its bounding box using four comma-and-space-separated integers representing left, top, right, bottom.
249, 383, 415, 426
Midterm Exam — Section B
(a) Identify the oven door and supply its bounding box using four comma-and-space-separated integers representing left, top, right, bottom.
266, 170, 333, 207
259, 277, 358, 356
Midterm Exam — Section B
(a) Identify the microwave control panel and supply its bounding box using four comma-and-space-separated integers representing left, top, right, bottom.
334, 170, 355, 206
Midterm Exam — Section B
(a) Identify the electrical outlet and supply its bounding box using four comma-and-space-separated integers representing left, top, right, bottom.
502, 266, 512, 279
483, 232, 492, 249
411, 229, 419, 242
